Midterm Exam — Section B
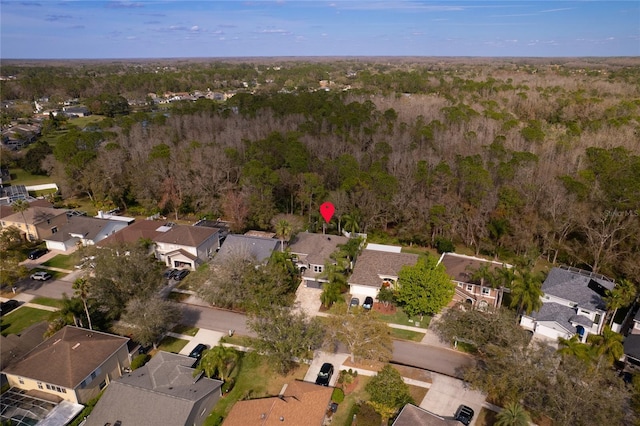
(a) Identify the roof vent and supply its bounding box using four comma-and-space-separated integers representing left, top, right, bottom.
53, 339, 62, 345
280, 416, 285, 422
72, 343, 80, 350
260, 414, 266, 419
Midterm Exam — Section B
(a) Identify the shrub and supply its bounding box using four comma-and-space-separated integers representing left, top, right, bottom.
221, 378, 235, 394
331, 387, 345, 403
434, 237, 455, 254
130, 353, 150, 370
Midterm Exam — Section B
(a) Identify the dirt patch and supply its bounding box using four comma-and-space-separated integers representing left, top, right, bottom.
373, 302, 396, 314
392, 364, 433, 383
342, 358, 386, 372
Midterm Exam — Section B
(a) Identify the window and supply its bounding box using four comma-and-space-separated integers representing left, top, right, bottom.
482, 287, 490, 295
51, 226, 58, 234
37, 382, 43, 389
594, 313, 602, 324
18, 377, 24, 385
466, 284, 473, 291
47, 219, 51, 225
313, 265, 323, 273
46, 384, 51, 390
457, 282, 463, 287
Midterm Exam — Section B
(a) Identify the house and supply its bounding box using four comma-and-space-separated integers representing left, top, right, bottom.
43, 215, 130, 251
154, 224, 222, 270
212, 234, 279, 266
96, 219, 165, 248
85, 351, 223, 426
348, 244, 419, 299
288, 232, 349, 289
223, 380, 333, 426
2, 326, 130, 404
438, 252, 511, 310
393, 404, 459, 426
0, 204, 69, 241
0, 321, 48, 370
61, 106, 90, 117
520, 266, 615, 343
623, 334, 640, 370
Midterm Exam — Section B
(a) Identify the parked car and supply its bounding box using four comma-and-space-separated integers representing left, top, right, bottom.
163, 268, 177, 279
349, 297, 360, 308
30, 271, 52, 281
454, 405, 474, 425
28, 248, 48, 260
315, 362, 334, 386
188, 343, 208, 359
175, 269, 190, 281
0, 300, 21, 316
362, 296, 374, 310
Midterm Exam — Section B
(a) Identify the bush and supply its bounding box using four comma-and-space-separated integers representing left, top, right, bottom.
434, 237, 455, 254
221, 378, 235, 394
331, 387, 345, 403
130, 353, 150, 370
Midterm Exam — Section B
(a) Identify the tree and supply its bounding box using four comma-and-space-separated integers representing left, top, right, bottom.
395, 255, 455, 318
73, 277, 93, 330
120, 296, 182, 348
325, 304, 393, 363
45, 294, 85, 336
196, 345, 239, 381
587, 325, 624, 369
495, 402, 531, 426
508, 267, 543, 317
365, 365, 414, 422
320, 282, 342, 308
11, 199, 30, 239
557, 335, 593, 365
249, 307, 324, 375
274, 218, 292, 252
605, 278, 637, 326
376, 286, 395, 307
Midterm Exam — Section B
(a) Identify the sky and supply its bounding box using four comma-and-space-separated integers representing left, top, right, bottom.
1, 1, 638, 59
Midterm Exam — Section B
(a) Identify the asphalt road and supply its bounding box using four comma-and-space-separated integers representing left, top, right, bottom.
392, 340, 475, 379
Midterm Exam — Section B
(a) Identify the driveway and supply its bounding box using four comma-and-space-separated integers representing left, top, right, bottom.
293, 282, 322, 316
419, 373, 489, 425
179, 328, 225, 356
303, 350, 348, 387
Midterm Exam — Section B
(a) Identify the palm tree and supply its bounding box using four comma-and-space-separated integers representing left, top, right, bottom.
11, 199, 30, 240
494, 265, 517, 308
604, 279, 637, 326
275, 219, 292, 252
495, 402, 531, 426
342, 212, 360, 235
587, 326, 624, 369
73, 277, 93, 330
509, 267, 543, 318
320, 282, 342, 308
197, 345, 239, 381
557, 335, 593, 364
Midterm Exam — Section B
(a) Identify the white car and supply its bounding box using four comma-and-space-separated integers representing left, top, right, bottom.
30, 271, 52, 281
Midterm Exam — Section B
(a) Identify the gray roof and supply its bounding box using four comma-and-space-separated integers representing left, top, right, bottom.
624, 334, 640, 360
348, 249, 419, 288
531, 302, 591, 334
542, 266, 613, 311
85, 351, 222, 426
44, 216, 119, 243
393, 404, 459, 426
288, 232, 348, 266
212, 234, 279, 265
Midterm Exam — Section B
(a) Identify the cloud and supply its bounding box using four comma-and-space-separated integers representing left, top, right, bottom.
106, 1, 144, 8
69, 25, 85, 30
45, 14, 72, 21
20, 2, 41, 6
256, 29, 291, 35
540, 8, 573, 13
144, 21, 161, 25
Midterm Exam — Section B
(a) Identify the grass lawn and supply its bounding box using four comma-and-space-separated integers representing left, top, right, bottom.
42, 254, 77, 270
9, 168, 55, 186
330, 375, 372, 426
157, 336, 189, 353
407, 384, 429, 406
30, 297, 64, 309
376, 307, 431, 328
391, 328, 425, 342
1, 307, 51, 336
172, 324, 199, 337
204, 352, 309, 425
219, 334, 258, 348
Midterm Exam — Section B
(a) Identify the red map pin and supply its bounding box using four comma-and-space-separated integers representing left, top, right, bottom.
320, 202, 335, 224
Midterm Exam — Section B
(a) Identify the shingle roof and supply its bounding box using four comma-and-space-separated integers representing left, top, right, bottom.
288, 232, 348, 266
393, 404, 459, 426
624, 334, 640, 360
0, 321, 48, 370
542, 267, 614, 311
85, 351, 222, 426
348, 249, 419, 288
223, 380, 332, 426
96, 220, 164, 247
44, 216, 117, 242
2, 206, 67, 225
153, 224, 219, 247
3, 326, 129, 389
438, 252, 510, 284
212, 234, 279, 265
531, 302, 587, 334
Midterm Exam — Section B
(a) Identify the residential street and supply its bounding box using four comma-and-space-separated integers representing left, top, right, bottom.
392, 340, 474, 379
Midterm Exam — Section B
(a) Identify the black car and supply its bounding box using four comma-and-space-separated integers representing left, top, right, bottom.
349, 297, 360, 308
28, 248, 48, 260
0, 300, 21, 316
188, 343, 208, 359
175, 269, 190, 281
362, 296, 374, 310
454, 405, 474, 425
315, 362, 334, 386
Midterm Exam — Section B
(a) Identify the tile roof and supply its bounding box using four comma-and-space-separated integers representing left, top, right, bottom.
153, 224, 219, 247
213, 234, 279, 265
393, 404, 460, 426
288, 232, 349, 266
438, 252, 510, 284
542, 266, 614, 311
85, 351, 222, 426
96, 220, 164, 247
3, 326, 129, 389
223, 380, 333, 426
348, 249, 419, 288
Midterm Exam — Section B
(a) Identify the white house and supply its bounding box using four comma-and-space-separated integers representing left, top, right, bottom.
43, 216, 129, 251
153, 224, 222, 270
520, 266, 615, 343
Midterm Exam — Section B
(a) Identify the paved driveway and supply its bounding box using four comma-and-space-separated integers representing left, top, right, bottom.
293, 282, 322, 316
303, 350, 349, 387
179, 329, 225, 356
419, 373, 488, 425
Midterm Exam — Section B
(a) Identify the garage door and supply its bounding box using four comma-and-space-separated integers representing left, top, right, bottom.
305, 279, 323, 289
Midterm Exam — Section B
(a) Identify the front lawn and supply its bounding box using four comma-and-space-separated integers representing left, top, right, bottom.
204, 352, 308, 425
330, 375, 372, 426
42, 254, 77, 270
391, 328, 425, 342
376, 306, 431, 328
1, 307, 51, 336
156, 336, 190, 353
171, 324, 199, 337
30, 296, 64, 309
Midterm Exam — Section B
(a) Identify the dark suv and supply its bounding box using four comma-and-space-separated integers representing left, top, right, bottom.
362, 296, 374, 310
315, 362, 334, 386
28, 248, 48, 260
188, 343, 208, 359
454, 405, 474, 425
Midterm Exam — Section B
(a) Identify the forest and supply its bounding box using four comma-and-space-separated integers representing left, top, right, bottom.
1, 57, 639, 282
